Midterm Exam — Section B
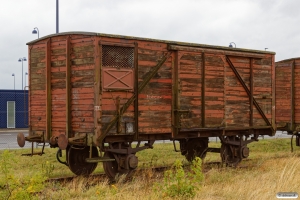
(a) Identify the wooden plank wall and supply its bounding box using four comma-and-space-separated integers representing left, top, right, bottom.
70, 35, 95, 134
29, 35, 96, 138
224, 56, 272, 127
276, 60, 300, 125
50, 36, 67, 137
225, 57, 250, 127
295, 59, 300, 123
29, 44, 46, 131
178, 52, 202, 128
204, 54, 224, 127
137, 41, 172, 134
252, 57, 272, 126
29, 34, 275, 139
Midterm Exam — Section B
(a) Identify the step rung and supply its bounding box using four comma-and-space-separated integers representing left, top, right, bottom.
22, 152, 45, 156
85, 157, 115, 163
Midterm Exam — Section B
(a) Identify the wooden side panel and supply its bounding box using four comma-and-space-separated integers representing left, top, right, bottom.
275, 58, 300, 130
70, 36, 95, 134
225, 57, 250, 127
29, 45, 46, 131
29, 35, 96, 138
295, 59, 300, 123
178, 52, 202, 128
275, 62, 292, 124
137, 42, 172, 134
50, 37, 67, 136
253, 57, 273, 126
28, 33, 276, 141
205, 54, 224, 127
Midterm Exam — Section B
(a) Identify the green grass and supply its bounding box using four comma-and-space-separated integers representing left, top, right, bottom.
1, 138, 300, 199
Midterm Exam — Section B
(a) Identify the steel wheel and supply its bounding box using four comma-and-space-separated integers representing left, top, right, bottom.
220, 143, 242, 167
184, 139, 208, 162
103, 152, 136, 181
103, 152, 119, 180
68, 146, 98, 175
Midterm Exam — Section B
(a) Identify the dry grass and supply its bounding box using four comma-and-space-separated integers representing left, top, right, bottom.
1, 138, 300, 199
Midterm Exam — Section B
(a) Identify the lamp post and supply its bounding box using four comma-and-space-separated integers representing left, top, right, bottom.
18, 57, 27, 90
12, 73, 15, 90
32, 27, 39, 38
25, 72, 28, 89
229, 42, 236, 48
56, 0, 59, 33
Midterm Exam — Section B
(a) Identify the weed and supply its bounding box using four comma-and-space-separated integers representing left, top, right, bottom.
41, 161, 55, 178
157, 158, 204, 199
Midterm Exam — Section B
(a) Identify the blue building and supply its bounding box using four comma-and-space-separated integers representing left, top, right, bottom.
0, 90, 28, 128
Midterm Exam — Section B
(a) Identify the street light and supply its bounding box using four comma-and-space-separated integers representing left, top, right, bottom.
229, 42, 236, 48
56, 0, 59, 33
18, 57, 27, 90
25, 72, 28, 89
12, 73, 15, 90
32, 27, 39, 38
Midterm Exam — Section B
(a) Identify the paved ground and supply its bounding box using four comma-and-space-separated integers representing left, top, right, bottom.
0, 128, 292, 150
0, 129, 30, 149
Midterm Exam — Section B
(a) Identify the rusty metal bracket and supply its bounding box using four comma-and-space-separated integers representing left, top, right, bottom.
21, 131, 46, 156
172, 140, 181, 152
98, 52, 172, 144
173, 110, 190, 128
106, 140, 155, 155
226, 56, 272, 129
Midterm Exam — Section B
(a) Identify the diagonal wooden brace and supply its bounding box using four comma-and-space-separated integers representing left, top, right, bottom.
226, 56, 272, 129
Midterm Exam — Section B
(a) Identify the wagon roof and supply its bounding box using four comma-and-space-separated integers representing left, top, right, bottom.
276, 57, 300, 63
27, 31, 275, 55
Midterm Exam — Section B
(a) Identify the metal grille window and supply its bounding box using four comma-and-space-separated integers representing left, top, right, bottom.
7, 101, 15, 128
102, 45, 134, 68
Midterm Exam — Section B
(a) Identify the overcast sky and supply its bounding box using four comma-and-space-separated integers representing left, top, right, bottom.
0, 0, 299, 90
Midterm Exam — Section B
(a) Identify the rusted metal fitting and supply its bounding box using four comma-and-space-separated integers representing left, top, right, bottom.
68, 133, 87, 146
57, 134, 68, 150
17, 133, 25, 147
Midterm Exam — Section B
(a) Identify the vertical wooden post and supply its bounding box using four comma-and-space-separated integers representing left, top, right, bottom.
94, 38, 101, 146
46, 39, 52, 141
66, 36, 71, 138
201, 52, 206, 127
134, 42, 139, 140
271, 55, 276, 134
28, 46, 32, 135
291, 60, 295, 131
250, 58, 253, 127
173, 51, 180, 135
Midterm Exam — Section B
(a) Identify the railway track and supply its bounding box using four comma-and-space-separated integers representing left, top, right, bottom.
47, 160, 257, 184
47, 165, 171, 184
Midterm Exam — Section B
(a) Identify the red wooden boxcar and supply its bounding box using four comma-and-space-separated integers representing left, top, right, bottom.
17, 32, 276, 179
276, 57, 300, 145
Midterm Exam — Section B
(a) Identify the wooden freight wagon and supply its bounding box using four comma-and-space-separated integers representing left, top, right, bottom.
276, 57, 300, 145
17, 32, 276, 178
